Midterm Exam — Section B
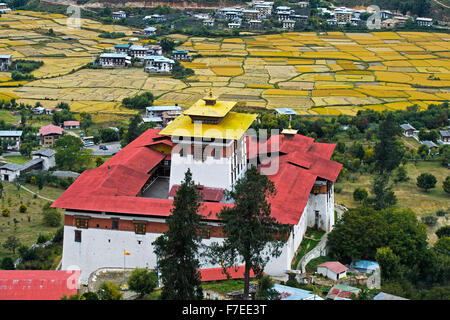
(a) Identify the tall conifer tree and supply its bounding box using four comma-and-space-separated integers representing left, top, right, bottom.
153, 169, 203, 300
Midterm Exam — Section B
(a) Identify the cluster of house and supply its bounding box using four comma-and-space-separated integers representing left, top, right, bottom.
318, 6, 433, 28
143, 105, 182, 127
99, 41, 191, 73
213, 1, 310, 30
400, 123, 449, 154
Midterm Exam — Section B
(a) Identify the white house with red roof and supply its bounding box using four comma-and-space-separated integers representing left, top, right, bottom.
317, 261, 348, 280
63, 121, 80, 130
39, 124, 64, 147
52, 93, 342, 284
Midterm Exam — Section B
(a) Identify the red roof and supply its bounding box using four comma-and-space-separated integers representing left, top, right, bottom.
317, 261, 348, 274
199, 266, 255, 282
39, 124, 64, 136
52, 129, 342, 226
0, 270, 79, 300
169, 185, 224, 202
63, 121, 80, 127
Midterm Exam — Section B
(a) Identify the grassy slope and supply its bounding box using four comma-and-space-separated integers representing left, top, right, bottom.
0, 182, 65, 261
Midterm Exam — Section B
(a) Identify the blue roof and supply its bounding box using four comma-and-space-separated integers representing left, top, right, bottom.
351, 260, 379, 271
373, 292, 408, 300
275, 108, 297, 115
273, 284, 323, 300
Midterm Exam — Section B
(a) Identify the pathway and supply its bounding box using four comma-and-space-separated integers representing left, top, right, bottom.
20, 185, 55, 202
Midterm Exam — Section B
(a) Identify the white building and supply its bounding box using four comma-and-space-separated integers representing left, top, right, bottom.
317, 261, 348, 281
112, 11, 126, 20
99, 53, 129, 68
144, 55, 175, 73
147, 45, 162, 56
203, 19, 215, 27
32, 149, 56, 171
0, 3, 11, 13
53, 92, 342, 284
0, 55, 11, 71
144, 27, 157, 36
416, 17, 433, 27
128, 45, 149, 59
282, 19, 296, 29
228, 21, 242, 29
0, 130, 22, 150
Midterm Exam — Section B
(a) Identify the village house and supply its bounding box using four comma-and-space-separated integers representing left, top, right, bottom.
416, 17, 433, 27
171, 50, 191, 61
298, 1, 309, 8
147, 14, 166, 23
277, 10, 292, 21
380, 10, 392, 20
0, 130, 22, 150
373, 292, 408, 300
143, 105, 181, 125
203, 19, 215, 27
422, 140, 439, 154
290, 15, 308, 24
147, 45, 162, 56
99, 53, 129, 68
31, 106, 45, 115
248, 19, 262, 29
114, 43, 131, 54
282, 20, 296, 29
439, 130, 450, 144
63, 120, 80, 130
143, 26, 157, 36
32, 148, 56, 171
144, 55, 175, 73
228, 21, 242, 29
317, 261, 348, 280
400, 123, 416, 137
39, 124, 64, 147
0, 158, 45, 182
128, 45, 149, 59
0, 54, 11, 71
273, 284, 323, 300
253, 1, 274, 17
242, 9, 260, 20
334, 7, 353, 24
350, 260, 380, 274
52, 92, 342, 284
112, 11, 126, 20
0, 3, 11, 13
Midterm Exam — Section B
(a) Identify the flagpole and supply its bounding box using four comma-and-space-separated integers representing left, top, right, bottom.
123, 250, 126, 286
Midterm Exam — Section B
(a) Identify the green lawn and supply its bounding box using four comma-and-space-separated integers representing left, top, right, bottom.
2, 155, 32, 165
291, 228, 325, 270
202, 279, 252, 295
0, 110, 19, 124
305, 256, 333, 274
0, 182, 65, 261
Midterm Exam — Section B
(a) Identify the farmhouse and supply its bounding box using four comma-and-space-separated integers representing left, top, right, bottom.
416, 17, 433, 27
144, 27, 157, 36
0, 3, 11, 13
99, 53, 129, 68
147, 45, 162, 56
112, 11, 126, 20
326, 284, 360, 300
63, 121, 80, 130
350, 260, 380, 274
145, 105, 182, 119
400, 123, 416, 136
0, 54, 11, 71
242, 9, 260, 20
114, 43, 131, 54
203, 19, 215, 27
128, 45, 149, 59
282, 20, 296, 29
439, 130, 450, 144
0, 158, 44, 182
144, 55, 175, 73
317, 261, 348, 280
0, 130, 22, 150
248, 20, 262, 29
228, 21, 242, 29
172, 50, 192, 61
32, 148, 56, 171
52, 93, 342, 284
39, 124, 64, 147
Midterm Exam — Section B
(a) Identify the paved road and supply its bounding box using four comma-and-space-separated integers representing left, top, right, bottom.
86, 142, 122, 156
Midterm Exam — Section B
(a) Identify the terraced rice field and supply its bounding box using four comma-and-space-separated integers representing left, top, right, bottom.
0, 11, 448, 117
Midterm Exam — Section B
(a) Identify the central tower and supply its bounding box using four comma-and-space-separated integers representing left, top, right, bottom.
159, 91, 257, 191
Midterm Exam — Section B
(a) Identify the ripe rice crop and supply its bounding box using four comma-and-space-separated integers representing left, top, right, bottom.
210, 66, 243, 76
263, 89, 308, 96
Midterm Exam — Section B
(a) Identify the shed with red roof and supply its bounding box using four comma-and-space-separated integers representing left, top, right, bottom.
317, 261, 348, 280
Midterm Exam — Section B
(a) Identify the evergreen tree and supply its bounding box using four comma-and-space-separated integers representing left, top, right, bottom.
371, 173, 397, 210
374, 113, 404, 173
442, 176, 450, 194
122, 114, 142, 147
207, 166, 289, 300
416, 173, 437, 192
153, 169, 204, 300
256, 275, 279, 300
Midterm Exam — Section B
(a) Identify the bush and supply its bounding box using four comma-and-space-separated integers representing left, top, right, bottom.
1, 257, 14, 270
436, 209, 447, 217
421, 215, 438, 227
416, 173, 437, 192
37, 234, 47, 244
43, 209, 61, 227
97, 281, 123, 300
127, 268, 157, 297
436, 226, 450, 239
2, 208, 10, 217
334, 185, 342, 194
353, 187, 368, 203
19, 204, 27, 213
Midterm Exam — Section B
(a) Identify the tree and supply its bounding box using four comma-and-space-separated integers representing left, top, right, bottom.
160, 38, 175, 53
80, 113, 93, 132
3, 236, 21, 255
97, 281, 123, 300
376, 247, 402, 280
54, 135, 91, 171
19, 142, 32, 158
433, 237, 450, 256
416, 173, 437, 192
353, 187, 368, 203
371, 174, 397, 210
443, 176, 450, 194
393, 166, 409, 183
1, 257, 15, 270
256, 275, 279, 300
42, 209, 61, 227
153, 169, 204, 300
374, 113, 404, 173
127, 268, 157, 298
207, 166, 289, 300
436, 226, 450, 239
121, 114, 142, 147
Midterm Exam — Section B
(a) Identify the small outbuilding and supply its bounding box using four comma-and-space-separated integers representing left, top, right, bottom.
317, 261, 348, 280
350, 260, 380, 274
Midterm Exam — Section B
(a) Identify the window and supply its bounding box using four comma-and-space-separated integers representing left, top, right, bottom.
75, 230, 81, 242
75, 217, 89, 229
134, 222, 146, 235
112, 219, 119, 230
200, 227, 211, 239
